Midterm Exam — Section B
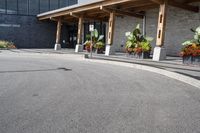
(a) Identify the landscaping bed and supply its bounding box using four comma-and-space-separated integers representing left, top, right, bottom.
180, 26, 200, 66
0, 40, 16, 50
125, 24, 153, 59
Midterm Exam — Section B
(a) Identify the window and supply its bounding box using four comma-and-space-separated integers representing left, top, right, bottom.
40, 0, 49, 13
29, 0, 39, 15
18, 0, 28, 15
0, 0, 6, 13
59, 0, 68, 8
84, 23, 90, 41
69, 0, 77, 6
0, 0, 77, 15
7, 0, 17, 14
50, 0, 58, 10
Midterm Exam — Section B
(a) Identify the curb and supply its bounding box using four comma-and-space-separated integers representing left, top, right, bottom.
85, 58, 200, 89
0, 51, 84, 61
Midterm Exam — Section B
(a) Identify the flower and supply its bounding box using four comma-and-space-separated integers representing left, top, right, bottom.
180, 44, 200, 57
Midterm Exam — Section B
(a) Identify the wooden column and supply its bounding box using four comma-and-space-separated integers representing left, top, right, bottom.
107, 12, 115, 45
56, 18, 62, 44
156, 0, 168, 47
77, 16, 83, 44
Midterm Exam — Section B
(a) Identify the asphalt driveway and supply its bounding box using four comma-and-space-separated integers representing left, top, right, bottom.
0, 53, 200, 133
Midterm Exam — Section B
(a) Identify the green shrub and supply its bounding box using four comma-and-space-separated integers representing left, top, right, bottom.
125, 24, 153, 54
0, 40, 16, 49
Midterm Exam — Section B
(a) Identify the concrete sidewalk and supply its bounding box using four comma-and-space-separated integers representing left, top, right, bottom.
1, 48, 199, 81
90, 53, 200, 81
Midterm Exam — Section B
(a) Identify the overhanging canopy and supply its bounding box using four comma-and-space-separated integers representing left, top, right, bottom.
37, 0, 199, 22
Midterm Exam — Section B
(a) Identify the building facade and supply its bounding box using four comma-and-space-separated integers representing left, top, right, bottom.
112, 4, 200, 56
0, 0, 78, 48
1, 0, 200, 57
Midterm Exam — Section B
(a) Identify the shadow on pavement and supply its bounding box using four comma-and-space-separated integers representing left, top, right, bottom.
0, 67, 72, 74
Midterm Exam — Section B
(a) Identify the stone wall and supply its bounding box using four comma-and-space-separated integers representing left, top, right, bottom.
112, 3, 200, 56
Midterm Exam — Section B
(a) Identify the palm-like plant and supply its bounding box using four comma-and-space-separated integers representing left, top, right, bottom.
125, 24, 153, 54
84, 29, 105, 52
125, 24, 143, 49
182, 26, 200, 46
181, 26, 200, 57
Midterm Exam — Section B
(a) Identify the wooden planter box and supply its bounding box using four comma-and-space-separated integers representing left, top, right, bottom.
193, 56, 200, 65
183, 56, 193, 64
95, 48, 104, 54
137, 52, 150, 59
126, 52, 150, 59
182, 56, 200, 65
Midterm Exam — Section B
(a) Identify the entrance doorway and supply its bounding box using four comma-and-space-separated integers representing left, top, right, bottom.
66, 24, 77, 48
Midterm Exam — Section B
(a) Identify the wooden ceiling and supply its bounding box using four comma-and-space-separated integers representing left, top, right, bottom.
37, 0, 200, 22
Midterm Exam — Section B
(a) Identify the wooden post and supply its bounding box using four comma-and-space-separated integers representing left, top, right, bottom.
105, 12, 115, 56
56, 18, 62, 44
107, 12, 115, 45
156, 0, 168, 46
75, 16, 84, 53
77, 16, 83, 44
153, 0, 168, 61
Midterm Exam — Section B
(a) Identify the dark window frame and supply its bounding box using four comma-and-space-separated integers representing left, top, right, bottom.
0, 0, 77, 16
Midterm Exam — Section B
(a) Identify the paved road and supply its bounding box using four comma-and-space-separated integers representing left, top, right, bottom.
0, 53, 200, 133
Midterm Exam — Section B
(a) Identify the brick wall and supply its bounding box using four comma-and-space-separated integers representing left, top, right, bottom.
112, 3, 200, 56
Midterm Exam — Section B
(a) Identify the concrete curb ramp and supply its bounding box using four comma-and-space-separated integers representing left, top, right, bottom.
85, 58, 200, 89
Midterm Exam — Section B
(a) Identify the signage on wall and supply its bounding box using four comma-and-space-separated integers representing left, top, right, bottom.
0, 24, 20, 28
89, 24, 94, 32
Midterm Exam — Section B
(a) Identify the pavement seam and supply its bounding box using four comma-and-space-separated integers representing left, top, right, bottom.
84, 58, 200, 89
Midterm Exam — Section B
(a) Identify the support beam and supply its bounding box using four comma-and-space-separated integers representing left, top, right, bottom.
156, 1, 167, 47
131, 4, 158, 13
55, 18, 62, 50
75, 16, 84, 53
70, 12, 79, 18
150, 0, 164, 4
105, 12, 116, 56
38, 0, 138, 20
100, 6, 144, 18
184, 0, 200, 3
169, 1, 199, 12
120, 0, 153, 10
107, 12, 115, 45
50, 17, 59, 21
153, 0, 168, 61
77, 16, 83, 44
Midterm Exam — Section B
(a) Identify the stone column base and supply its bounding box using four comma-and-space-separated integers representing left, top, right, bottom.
54, 44, 61, 50
153, 46, 166, 61
75, 44, 83, 53
105, 44, 115, 56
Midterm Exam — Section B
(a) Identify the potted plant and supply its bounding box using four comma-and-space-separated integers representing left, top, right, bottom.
125, 32, 135, 55
83, 34, 92, 52
84, 40, 91, 52
92, 29, 105, 54
84, 29, 105, 54
180, 26, 200, 65
94, 41, 104, 54
140, 38, 153, 58
125, 24, 153, 59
